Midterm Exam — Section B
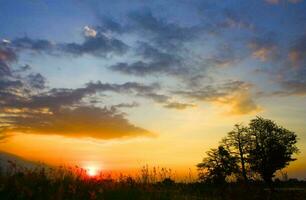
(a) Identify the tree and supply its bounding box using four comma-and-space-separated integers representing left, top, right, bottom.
197, 145, 238, 184
222, 124, 250, 182
247, 117, 299, 184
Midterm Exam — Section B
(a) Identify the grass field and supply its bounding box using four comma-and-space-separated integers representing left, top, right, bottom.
0, 163, 305, 200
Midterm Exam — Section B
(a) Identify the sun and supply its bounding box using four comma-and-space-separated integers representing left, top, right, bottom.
85, 166, 99, 177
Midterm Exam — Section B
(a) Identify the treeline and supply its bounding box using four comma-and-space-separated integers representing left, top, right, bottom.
197, 117, 299, 185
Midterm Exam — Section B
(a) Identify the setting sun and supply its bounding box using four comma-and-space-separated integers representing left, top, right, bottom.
85, 166, 99, 177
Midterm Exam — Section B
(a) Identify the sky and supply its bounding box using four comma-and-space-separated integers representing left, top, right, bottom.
0, 0, 306, 179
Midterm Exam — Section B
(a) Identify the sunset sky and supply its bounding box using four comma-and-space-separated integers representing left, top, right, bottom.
0, 0, 306, 179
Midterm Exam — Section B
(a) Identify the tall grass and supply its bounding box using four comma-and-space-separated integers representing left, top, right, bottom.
0, 161, 305, 200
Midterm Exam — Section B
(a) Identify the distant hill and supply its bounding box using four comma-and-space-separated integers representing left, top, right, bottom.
0, 151, 47, 173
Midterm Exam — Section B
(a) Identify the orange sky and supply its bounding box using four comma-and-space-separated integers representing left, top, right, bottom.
1, 103, 305, 179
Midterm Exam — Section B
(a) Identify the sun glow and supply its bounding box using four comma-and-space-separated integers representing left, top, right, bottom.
85, 166, 99, 177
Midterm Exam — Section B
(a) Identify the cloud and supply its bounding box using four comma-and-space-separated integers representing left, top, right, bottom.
12, 37, 54, 52
61, 33, 128, 57
0, 81, 164, 112
288, 33, 306, 68
110, 42, 186, 76
0, 80, 157, 140
4, 4, 296, 121
1, 66, 200, 140
127, 10, 201, 50
84, 26, 97, 38
1, 106, 154, 140
163, 102, 195, 110
268, 33, 306, 96
113, 102, 140, 108
274, 80, 306, 96
110, 60, 185, 76
218, 10, 255, 31
174, 81, 260, 115
222, 91, 262, 115
0, 46, 17, 76
5, 7, 246, 81
0, 47, 156, 140
249, 36, 278, 62
9, 33, 128, 58
27, 73, 46, 90
206, 44, 241, 68
98, 8, 252, 80
251, 46, 276, 61
174, 81, 247, 102
96, 16, 125, 34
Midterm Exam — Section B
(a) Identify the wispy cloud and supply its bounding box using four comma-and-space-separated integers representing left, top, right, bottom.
174, 81, 260, 115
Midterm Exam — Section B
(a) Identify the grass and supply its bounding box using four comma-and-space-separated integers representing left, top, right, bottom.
0, 162, 305, 200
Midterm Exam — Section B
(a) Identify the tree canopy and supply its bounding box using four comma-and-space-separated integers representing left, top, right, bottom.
197, 146, 238, 184
197, 117, 299, 184
248, 117, 299, 183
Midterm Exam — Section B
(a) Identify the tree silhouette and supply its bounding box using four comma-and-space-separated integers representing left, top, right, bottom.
247, 117, 299, 184
222, 124, 250, 182
197, 145, 238, 184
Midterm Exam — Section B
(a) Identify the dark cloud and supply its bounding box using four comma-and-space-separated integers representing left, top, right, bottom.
96, 16, 125, 34
110, 60, 186, 76
128, 10, 201, 50
12, 37, 54, 52
18, 64, 31, 72
0, 80, 157, 140
0, 46, 17, 77
113, 102, 139, 108
163, 102, 195, 110
9, 32, 128, 58
110, 42, 186, 76
1, 81, 162, 112
27, 73, 46, 90
104, 8, 253, 78
0, 62, 11, 77
1, 106, 154, 140
138, 92, 170, 103
85, 81, 159, 94
87, 81, 171, 104
61, 32, 128, 57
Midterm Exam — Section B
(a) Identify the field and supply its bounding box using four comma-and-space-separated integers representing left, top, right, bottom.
0, 163, 305, 200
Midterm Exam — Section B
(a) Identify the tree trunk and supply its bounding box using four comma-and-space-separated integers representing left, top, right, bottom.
238, 139, 248, 183
240, 155, 248, 183
263, 174, 274, 191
